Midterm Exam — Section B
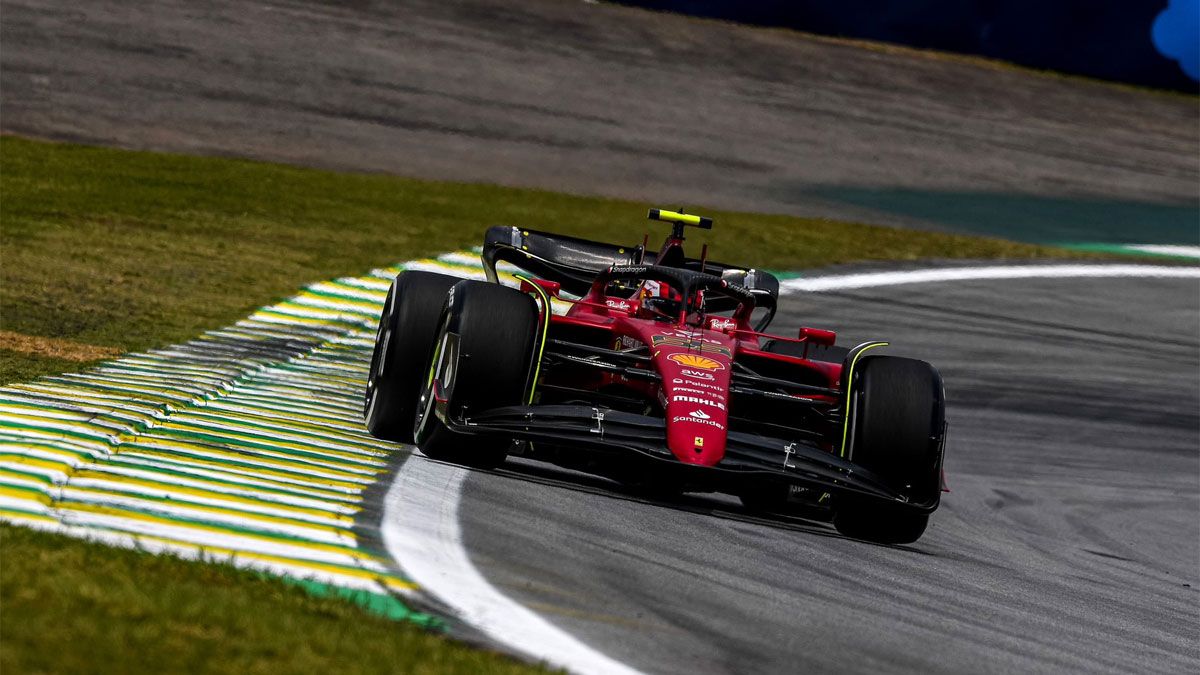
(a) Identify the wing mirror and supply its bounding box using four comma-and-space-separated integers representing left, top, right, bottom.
799, 327, 836, 346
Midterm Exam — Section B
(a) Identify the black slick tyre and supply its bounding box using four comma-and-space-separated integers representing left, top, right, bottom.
414, 280, 539, 469
364, 271, 460, 443
833, 355, 945, 544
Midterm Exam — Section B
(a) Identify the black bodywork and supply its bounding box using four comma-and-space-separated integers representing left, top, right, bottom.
482, 226, 782, 330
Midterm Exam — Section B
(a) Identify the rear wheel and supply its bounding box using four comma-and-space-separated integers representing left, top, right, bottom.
414, 281, 539, 469
832, 355, 945, 544
364, 271, 460, 443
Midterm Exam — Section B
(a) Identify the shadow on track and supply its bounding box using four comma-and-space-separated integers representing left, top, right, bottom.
439, 454, 930, 554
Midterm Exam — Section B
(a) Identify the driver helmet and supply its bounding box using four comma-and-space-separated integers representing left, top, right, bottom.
638, 280, 682, 321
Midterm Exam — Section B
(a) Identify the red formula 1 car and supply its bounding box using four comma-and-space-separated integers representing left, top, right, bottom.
365, 209, 947, 543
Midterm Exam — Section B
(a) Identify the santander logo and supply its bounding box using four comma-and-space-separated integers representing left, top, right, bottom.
672, 413, 725, 430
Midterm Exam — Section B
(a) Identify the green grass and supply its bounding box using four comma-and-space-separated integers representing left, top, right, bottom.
0, 525, 547, 675
1, 135, 1100, 379
0, 349, 84, 383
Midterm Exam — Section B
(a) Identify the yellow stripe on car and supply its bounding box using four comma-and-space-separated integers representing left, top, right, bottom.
839, 342, 889, 458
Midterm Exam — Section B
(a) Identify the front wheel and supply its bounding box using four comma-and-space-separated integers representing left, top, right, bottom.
414, 280, 539, 469
832, 355, 945, 544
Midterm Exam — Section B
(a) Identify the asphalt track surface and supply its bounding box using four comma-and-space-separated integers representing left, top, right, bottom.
452, 276, 1199, 674
3, 0, 1197, 234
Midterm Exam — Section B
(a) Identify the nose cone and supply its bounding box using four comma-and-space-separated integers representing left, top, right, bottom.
664, 401, 728, 465
655, 344, 732, 466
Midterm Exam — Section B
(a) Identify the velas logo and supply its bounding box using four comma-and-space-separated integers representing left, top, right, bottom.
673, 395, 725, 411
680, 369, 715, 380
668, 354, 724, 371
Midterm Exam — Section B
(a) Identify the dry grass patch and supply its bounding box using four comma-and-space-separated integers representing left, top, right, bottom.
0, 330, 121, 361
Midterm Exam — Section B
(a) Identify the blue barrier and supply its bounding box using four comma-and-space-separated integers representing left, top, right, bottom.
1154, 0, 1199, 81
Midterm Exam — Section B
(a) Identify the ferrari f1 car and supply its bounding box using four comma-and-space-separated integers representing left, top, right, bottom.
365, 209, 947, 544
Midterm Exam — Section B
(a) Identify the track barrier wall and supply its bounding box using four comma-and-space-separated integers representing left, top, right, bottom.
615, 0, 1200, 92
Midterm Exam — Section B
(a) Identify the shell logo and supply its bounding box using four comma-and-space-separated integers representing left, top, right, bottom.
668, 353, 724, 371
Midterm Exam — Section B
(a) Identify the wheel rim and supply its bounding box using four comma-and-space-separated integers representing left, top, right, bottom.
414, 330, 452, 441
364, 311, 391, 418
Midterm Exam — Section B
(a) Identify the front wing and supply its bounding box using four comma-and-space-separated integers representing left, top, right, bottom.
439, 403, 939, 512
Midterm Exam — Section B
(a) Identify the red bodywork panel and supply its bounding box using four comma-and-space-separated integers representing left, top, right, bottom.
622, 319, 734, 465
542, 278, 842, 467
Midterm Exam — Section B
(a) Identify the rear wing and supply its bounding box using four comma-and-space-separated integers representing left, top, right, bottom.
481, 226, 780, 329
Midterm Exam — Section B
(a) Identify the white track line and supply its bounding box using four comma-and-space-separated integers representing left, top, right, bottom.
381, 262, 1199, 674
780, 263, 1200, 292
381, 455, 642, 675
1122, 245, 1200, 259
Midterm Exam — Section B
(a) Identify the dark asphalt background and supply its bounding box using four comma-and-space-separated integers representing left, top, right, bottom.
4, 0, 1198, 672
2, 0, 1197, 241
460, 278, 1199, 673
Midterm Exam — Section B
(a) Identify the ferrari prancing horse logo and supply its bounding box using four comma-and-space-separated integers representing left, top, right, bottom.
668, 353, 724, 371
